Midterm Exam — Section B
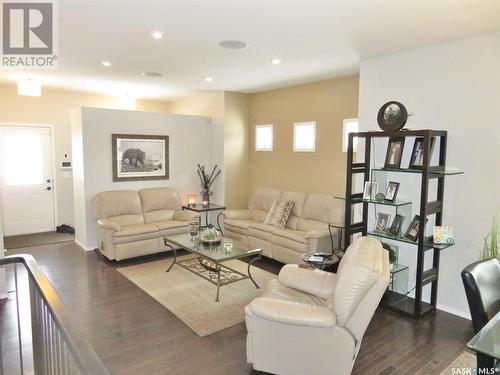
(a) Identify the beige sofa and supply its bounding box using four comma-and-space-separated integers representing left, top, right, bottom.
93, 188, 199, 261
223, 187, 344, 264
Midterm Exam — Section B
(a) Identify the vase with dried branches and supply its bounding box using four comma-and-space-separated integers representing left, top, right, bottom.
197, 164, 221, 206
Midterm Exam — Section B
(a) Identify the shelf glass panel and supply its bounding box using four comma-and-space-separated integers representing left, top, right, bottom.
334, 196, 412, 207
367, 231, 455, 251
372, 167, 463, 176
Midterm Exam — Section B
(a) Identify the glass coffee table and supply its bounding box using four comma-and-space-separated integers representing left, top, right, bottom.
163, 233, 262, 302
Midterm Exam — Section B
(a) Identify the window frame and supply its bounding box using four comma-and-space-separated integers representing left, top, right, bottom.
342, 118, 359, 152
293, 121, 316, 152
255, 124, 274, 152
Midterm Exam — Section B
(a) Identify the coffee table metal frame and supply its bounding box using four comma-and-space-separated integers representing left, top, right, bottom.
163, 237, 261, 302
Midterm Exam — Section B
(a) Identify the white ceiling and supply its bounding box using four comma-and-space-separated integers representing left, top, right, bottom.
2, 1, 499, 100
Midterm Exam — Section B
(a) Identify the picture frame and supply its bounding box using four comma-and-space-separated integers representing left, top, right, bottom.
375, 212, 391, 233
384, 181, 400, 202
404, 215, 427, 241
384, 137, 405, 169
409, 137, 436, 170
388, 214, 405, 237
363, 181, 379, 200
112, 134, 169, 182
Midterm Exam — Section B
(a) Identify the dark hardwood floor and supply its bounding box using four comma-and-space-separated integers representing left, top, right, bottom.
0, 241, 473, 374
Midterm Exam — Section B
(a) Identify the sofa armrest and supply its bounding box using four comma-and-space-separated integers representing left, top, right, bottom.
248, 297, 337, 328
223, 209, 251, 220
278, 264, 336, 300
174, 210, 200, 222
97, 218, 122, 232
303, 230, 330, 240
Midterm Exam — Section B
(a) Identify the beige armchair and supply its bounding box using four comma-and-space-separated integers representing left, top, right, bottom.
245, 237, 389, 375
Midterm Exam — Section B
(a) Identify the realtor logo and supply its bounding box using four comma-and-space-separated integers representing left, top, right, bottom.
2, 1, 58, 68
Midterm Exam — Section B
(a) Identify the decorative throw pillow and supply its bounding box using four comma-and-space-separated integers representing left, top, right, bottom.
264, 199, 295, 229
264, 200, 279, 225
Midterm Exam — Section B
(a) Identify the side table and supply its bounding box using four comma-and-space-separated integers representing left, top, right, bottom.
182, 203, 226, 234
302, 252, 339, 270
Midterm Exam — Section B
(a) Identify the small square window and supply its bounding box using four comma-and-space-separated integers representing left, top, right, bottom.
293, 121, 316, 152
255, 124, 273, 151
342, 118, 359, 152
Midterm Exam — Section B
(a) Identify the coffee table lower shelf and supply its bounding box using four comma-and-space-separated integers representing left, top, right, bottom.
164, 242, 261, 302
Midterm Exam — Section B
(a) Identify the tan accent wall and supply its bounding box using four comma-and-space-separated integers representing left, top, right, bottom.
0, 83, 170, 226
223, 92, 249, 208
248, 75, 359, 197
167, 91, 250, 208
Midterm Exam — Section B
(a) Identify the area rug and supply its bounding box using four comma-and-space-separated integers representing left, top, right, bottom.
117, 255, 276, 336
4, 231, 74, 249
439, 351, 476, 375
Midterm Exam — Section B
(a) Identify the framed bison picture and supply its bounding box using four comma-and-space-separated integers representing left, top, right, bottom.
112, 134, 169, 182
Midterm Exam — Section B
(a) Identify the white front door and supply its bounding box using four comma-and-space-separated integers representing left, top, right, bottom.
1, 126, 55, 236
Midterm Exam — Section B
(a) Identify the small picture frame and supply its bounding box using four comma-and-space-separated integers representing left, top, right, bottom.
384, 137, 405, 169
409, 137, 436, 170
384, 181, 400, 202
363, 182, 379, 200
375, 212, 391, 233
404, 215, 427, 241
388, 214, 405, 237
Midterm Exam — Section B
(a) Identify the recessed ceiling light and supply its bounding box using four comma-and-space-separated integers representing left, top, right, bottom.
101, 60, 112, 67
150, 31, 165, 40
203, 76, 213, 82
271, 58, 282, 65
219, 40, 248, 49
17, 77, 41, 96
142, 72, 163, 77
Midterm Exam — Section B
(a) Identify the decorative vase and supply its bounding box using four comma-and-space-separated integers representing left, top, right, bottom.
200, 224, 221, 245
201, 188, 211, 206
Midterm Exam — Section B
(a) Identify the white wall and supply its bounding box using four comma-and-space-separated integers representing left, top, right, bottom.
358, 32, 500, 318
0, 208, 6, 299
71, 107, 219, 250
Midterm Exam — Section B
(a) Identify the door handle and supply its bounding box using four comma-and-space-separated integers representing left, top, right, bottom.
46, 186, 52, 191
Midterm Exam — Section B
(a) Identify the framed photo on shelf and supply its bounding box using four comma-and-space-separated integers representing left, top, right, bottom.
363, 182, 379, 200
388, 214, 405, 236
384, 137, 405, 169
409, 137, 436, 169
375, 212, 391, 232
404, 215, 427, 241
384, 181, 400, 202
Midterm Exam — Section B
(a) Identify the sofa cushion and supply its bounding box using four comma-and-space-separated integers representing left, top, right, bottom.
301, 193, 344, 223
261, 279, 326, 307
153, 220, 189, 231
139, 188, 182, 223
93, 190, 143, 219
251, 209, 267, 223
108, 214, 144, 227
113, 224, 159, 244
248, 223, 276, 241
272, 229, 309, 253
248, 187, 282, 212
143, 209, 175, 223
225, 219, 256, 235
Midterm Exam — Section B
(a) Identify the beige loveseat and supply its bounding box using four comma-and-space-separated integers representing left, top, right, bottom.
93, 188, 199, 261
223, 187, 344, 264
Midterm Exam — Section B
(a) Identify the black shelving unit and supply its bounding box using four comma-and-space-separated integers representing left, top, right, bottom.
344, 129, 462, 319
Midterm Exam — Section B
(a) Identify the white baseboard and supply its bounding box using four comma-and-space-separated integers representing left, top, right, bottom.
437, 303, 471, 320
74, 239, 96, 252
